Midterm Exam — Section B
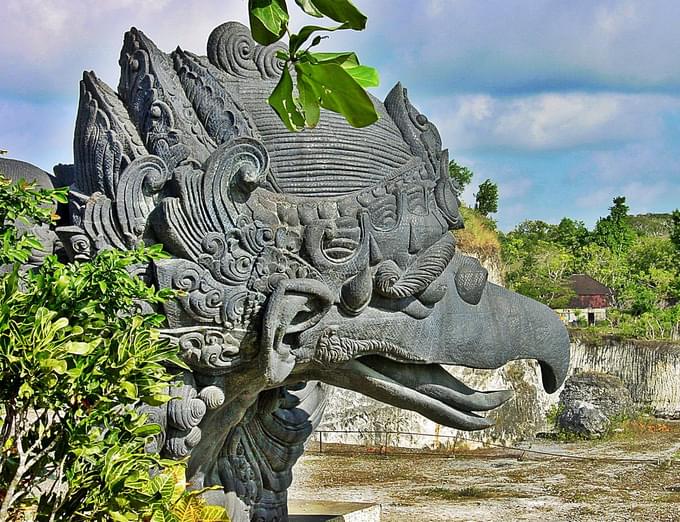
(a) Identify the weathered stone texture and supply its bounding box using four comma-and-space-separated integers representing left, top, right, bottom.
557, 371, 633, 437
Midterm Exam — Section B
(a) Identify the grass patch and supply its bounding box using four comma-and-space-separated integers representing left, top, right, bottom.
420, 486, 527, 501
454, 206, 501, 261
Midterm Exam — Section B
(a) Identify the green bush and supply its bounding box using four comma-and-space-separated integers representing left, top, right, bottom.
0, 173, 229, 521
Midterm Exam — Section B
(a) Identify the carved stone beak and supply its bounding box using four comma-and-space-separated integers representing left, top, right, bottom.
300, 260, 570, 430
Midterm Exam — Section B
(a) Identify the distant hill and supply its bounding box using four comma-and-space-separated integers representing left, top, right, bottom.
628, 213, 673, 237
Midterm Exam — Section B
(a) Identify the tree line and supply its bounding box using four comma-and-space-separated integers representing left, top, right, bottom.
501, 197, 680, 341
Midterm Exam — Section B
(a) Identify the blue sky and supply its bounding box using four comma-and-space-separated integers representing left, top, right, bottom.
1, 0, 679, 230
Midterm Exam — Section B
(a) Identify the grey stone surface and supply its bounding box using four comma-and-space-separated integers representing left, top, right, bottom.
0, 157, 53, 188
288, 500, 380, 522
20, 21, 570, 521
557, 371, 634, 437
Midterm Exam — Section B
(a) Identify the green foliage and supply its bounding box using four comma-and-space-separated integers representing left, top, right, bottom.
545, 403, 565, 428
502, 195, 680, 341
249, 0, 379, 131
591, 196, 637, 253
454, 206, 500, 261
474, 179, 499, 217
0, 176, 67, 265
628, 212, 674, 237
671, 209, 680, 253
503, 235, 575, 308
553, 217, 589, 254
0, 175, 228, 520
448, 159, 473, 196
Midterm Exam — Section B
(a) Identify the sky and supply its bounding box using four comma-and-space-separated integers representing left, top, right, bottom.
1, 0, 679, 231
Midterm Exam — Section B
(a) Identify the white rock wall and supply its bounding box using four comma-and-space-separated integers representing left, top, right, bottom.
568, 336, 680, 419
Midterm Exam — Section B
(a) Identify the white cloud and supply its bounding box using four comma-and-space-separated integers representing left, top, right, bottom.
430, 92, 680, 152
0, 0, 248, 98
595, 1, 637, 37
574, 142, 680, 213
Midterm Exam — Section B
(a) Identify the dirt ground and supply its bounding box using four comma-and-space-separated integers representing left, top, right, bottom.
289, 419, 680, 522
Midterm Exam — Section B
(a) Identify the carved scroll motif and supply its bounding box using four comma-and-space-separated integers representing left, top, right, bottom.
73, 154, 172, 253
118, 28, 215, 170
207, 22, 285, 81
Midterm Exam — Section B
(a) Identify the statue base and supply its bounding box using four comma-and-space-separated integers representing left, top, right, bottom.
288, 500, 381, 521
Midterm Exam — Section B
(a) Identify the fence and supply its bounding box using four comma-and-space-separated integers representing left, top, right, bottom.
308, 429, 679, 465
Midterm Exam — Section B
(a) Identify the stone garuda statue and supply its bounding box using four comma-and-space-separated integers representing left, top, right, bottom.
8, 22, 570, 522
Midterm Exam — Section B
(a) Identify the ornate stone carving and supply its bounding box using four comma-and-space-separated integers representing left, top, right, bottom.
42, 21, 571, 522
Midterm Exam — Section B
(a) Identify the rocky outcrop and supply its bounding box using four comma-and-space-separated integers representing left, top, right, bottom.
569, 334, 680, 419
556, 372, 633, 438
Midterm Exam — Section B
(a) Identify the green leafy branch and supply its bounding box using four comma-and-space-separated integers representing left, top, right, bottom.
248, 0, 379, 131
0, 176, 67, 266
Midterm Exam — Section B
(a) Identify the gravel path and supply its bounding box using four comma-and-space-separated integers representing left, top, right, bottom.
289, 420, 680, 521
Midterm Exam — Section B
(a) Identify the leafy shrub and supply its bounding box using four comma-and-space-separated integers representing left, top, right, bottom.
0, 173, 229, 521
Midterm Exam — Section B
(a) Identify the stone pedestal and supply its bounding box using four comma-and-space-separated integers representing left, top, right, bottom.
288, 500, 381, 522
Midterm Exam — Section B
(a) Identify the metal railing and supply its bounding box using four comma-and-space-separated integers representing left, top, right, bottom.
309, 429, 679, 465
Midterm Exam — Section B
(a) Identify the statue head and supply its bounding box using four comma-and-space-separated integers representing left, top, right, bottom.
54, 22, 569, 521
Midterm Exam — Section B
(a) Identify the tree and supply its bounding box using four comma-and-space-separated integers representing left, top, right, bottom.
474, 179, 499, 216
508, 242, 576, 308
448, 159, 473, 196
671, 209, 680, 253
551, 217, 589, 253
248, 0, 379, 131
511, 220, 555, 243
592, 196, 636, 252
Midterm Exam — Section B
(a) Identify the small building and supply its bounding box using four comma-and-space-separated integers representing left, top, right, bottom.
554, 274, 613, 326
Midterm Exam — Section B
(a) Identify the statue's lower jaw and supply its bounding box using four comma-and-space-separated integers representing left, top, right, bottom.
344, 357, 510, 430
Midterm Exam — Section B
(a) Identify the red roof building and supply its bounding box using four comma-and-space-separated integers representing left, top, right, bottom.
555, 274, 613, 325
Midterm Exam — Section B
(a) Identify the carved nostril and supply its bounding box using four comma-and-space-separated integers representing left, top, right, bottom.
455, 257, 488, 305
417, 282, 447, 306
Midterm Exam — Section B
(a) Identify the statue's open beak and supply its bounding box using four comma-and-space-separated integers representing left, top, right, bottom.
301, 261, 570, 431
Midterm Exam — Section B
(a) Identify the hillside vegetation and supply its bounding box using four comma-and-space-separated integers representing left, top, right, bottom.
500, 198, 680, 341
454, 206, 501, 262
628, 213, 673, 237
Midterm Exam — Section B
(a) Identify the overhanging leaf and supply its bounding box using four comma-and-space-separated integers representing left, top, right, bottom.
268, 66, 306, 131
295, 0, 323, 17
249, 0, 289, 45
294, 61, 378, 128
308, 0, 367, 29
309, 52, 379, 88
342, 64, 379, 88
297, 74, 321, 128
289, 23, 349, 55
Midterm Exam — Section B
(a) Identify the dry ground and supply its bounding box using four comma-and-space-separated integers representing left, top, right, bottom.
289, 419, 680, 522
